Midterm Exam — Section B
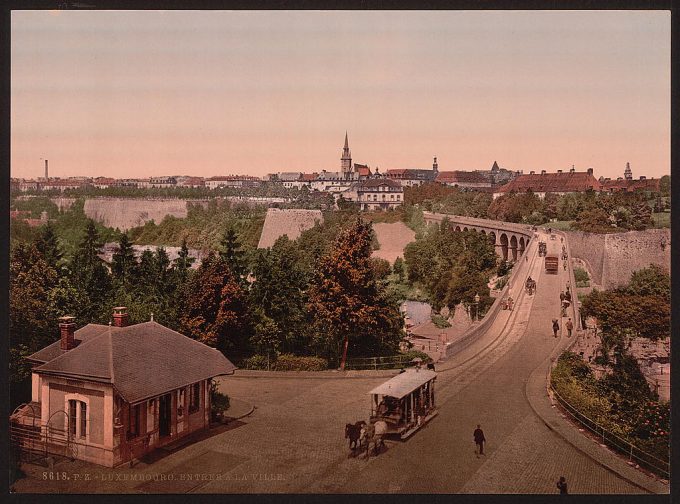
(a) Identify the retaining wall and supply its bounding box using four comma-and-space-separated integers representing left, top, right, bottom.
564, 229, 670, 289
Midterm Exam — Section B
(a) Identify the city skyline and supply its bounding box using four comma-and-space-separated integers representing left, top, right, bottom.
11, 10, 670, 180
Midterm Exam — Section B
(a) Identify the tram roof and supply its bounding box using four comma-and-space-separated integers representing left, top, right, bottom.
368, 369, 437, 399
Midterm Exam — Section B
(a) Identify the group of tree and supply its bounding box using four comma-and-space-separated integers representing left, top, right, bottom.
403, 218, 497, 316
580, 264, 670, 359
10, 211, 407, 401
400, 180, 669, 232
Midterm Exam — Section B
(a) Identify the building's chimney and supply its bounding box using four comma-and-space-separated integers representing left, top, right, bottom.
640, 176, 646, 180
570, 167, 575, 173
59, 316, 76, 350
587, 168, 594, 176
112, 307, 129, 327
44, 159, 48, 181
529, 171, 535, 175
541, 170, 546, 175
557, 170, 562, 174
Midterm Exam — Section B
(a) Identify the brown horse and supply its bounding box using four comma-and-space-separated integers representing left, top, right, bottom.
345, 421, 366, 451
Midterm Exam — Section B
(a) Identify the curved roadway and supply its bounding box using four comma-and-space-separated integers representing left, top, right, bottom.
299, 230, 652, 493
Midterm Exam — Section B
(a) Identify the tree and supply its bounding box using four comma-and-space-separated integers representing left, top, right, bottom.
219, 227, 246, 282
630, 201, 652, 231
111, 233, 137, 285
173, 238, 195, 282
370, 257, 392, 282
9, 244, 59, 399
180, 253, 250, 353
34, 221, 63, 273
68, 220, 112, 323
307, 218, 404, 367
627, 265, 670, 303
393, 257, 405, 282
249, 236, 310, 354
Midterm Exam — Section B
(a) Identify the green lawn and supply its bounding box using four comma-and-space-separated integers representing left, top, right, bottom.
548, 220, 573, 231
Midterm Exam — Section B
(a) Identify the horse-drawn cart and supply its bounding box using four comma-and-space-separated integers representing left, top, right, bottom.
368, 368, 438, 440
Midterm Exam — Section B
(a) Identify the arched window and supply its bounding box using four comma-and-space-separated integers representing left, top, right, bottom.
65, 395, 89, 441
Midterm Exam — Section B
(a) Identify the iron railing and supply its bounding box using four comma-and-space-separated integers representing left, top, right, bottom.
549, 384, 669, 479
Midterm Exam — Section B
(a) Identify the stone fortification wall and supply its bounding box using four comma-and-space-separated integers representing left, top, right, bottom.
564, 229, 670, 289
83, 198, 197, 231
258, 208, 323, 248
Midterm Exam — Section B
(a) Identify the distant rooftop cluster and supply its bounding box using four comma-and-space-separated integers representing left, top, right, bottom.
11, 139, 663, 212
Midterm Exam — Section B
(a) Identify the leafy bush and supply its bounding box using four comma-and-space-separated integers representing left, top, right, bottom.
494, 276, 509, 290
399, 349, 431, 362
273, 353, 328, 371
209, 381, 230, 422
574, 267, 590, 287
240, 354, 270, 370
431, 314, 451, 329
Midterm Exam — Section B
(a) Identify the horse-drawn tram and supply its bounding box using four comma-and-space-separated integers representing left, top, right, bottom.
368, 368, 438, 440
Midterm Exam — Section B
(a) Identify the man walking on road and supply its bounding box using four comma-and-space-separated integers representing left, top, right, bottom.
566, 318, 574, 337
552, 319, 560, 338
473, 424, 486, 455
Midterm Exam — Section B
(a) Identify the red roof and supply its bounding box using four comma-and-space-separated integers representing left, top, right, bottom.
496, 172, 602, 193
357, 166, 372, 176
301, 173, 318, 181
385, 169, 408, 176
600, 178, 661, 193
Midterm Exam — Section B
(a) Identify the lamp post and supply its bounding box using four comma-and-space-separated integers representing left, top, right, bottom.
474, 293, 480, 322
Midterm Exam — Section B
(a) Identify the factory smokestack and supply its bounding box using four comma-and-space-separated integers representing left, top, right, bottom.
44, 159, 48, 181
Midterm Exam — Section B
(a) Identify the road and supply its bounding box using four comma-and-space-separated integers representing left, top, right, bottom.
295, 231, 645, 493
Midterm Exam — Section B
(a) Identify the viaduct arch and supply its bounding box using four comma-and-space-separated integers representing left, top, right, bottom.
422, 212, 535, 262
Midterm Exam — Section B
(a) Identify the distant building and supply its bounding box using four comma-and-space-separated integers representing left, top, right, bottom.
476, 161, 518, 187
600, 176, 661, 194
206, 176, 261, 189
40, 179, 87, 192
385, 157, 439, 187
10, 308, 236, 467
436, 170, 490, 189
176, 176, 206, 188
92, 177, 116, 189
149, 176, 178, 189
493, 168, 601, 199
343, 178, 404, 211
114, 179, 140, 188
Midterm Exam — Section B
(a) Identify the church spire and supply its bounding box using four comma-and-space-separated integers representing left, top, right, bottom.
341, 131, 352, 178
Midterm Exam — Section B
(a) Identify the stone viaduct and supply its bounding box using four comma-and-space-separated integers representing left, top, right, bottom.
423, 212, 535, 261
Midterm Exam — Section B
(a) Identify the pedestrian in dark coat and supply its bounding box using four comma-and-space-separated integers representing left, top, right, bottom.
566, 318, 574, 337
552, 319, 560, 338
473, 424, 486, 455
559, 292, 565, 303
557, 476, 568, 494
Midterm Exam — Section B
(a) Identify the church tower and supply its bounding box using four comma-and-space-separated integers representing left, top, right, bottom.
624, 162, 632, 180
433, 156, 438, 174
341, 132, 352, 179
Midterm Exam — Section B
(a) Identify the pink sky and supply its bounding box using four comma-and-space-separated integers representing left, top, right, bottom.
11, 10, 670, 180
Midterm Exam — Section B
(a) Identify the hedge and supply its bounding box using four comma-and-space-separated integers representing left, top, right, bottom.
273, 354, 328, 371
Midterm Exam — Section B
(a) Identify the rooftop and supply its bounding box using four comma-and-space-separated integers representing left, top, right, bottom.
29, 321, 236, 404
